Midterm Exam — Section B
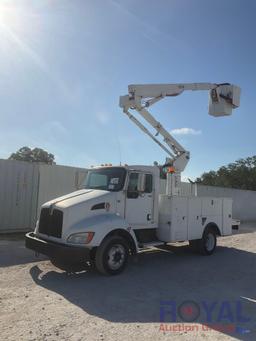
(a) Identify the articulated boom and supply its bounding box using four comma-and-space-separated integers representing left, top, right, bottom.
120, 82, 240, 195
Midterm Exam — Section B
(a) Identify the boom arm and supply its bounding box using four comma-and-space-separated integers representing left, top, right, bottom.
119, 82, 240, 195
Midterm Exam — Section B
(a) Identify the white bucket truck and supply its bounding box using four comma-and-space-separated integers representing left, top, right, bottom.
26, 82, 240, 275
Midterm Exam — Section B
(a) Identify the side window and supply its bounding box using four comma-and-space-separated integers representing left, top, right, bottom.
144, 174, 153, 193
127, 173, 139, 198
128, 173, 139, 191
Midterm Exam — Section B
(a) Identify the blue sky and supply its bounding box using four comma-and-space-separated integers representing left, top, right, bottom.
0, 0, 255, 180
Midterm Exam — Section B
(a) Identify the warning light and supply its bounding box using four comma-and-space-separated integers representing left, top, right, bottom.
167, 166, 175, 174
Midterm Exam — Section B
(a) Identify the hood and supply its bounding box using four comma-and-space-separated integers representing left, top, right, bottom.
42, 189, 114, 209
38, 188, 119, 238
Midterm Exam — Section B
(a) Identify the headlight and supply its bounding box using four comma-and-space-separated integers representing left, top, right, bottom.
67, 232, 94, 244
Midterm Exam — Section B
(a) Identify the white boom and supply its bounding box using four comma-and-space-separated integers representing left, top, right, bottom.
119, 82, 240, 195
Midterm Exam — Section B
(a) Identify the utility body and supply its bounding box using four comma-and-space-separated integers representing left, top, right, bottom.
26, 82, 241, 275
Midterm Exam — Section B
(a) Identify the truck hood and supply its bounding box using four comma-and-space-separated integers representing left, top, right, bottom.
42, 189, 114, 209
38, 189, 119, 238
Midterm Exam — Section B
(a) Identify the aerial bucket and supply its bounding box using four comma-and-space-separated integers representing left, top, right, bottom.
208, 84, 240, 117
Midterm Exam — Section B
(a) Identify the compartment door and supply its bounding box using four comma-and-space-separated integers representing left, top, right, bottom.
171, 197, 188, 241
188, 198, 202, 240
222, 199, 232, 235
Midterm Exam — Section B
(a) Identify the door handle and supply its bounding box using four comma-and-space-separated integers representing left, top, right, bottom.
147, 214, 151, 221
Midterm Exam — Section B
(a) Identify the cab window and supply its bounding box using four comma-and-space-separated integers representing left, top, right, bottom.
84, 167, 126, 192
127, 172, 153, 198
127, 173, 139, 198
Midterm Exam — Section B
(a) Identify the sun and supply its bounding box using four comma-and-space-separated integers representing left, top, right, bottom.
0, 2, 22, 31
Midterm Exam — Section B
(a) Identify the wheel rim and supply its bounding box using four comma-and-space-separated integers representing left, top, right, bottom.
107, 244, 126, 270
206, 233, 215, 251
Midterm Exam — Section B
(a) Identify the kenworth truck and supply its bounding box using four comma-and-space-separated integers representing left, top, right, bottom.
26, 82, 240, 275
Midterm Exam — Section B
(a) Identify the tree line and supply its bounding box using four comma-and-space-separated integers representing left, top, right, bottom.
8, 146, 55, 165
196, 156, 256, 191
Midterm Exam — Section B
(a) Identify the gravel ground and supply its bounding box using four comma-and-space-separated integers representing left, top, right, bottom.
0, 223, 256, 341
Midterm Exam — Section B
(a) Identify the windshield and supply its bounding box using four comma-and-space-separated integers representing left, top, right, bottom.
84, 167, 127, 192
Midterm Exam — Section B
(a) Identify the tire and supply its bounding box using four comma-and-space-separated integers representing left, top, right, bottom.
95, 236, 129, 275
189, 227, 217, 255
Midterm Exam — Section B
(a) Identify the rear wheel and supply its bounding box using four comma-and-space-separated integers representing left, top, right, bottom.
204, 230, 216, 254
95, 236, 129, 275
189, 227, 217, 255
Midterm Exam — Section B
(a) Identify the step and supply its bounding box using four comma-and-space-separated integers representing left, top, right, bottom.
138, 240, 165, 249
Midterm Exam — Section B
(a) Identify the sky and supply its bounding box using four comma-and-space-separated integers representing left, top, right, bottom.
0, 0, 255, 180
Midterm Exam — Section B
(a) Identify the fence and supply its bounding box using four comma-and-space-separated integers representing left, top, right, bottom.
1, 160, 256, 232
0, 159, 87, 232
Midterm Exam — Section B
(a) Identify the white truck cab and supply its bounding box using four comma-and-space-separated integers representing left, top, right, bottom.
26, 82, 240, 275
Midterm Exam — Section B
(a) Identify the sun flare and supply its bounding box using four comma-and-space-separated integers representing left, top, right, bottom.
0, 3, 19, 29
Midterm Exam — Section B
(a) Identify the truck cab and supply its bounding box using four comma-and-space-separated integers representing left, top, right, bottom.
26, 165, 161, 274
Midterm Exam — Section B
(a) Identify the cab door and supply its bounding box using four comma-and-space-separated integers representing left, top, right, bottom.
125, 172, 154, 227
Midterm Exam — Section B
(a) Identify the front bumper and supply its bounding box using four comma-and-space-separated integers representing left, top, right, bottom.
25, 232, 91, 263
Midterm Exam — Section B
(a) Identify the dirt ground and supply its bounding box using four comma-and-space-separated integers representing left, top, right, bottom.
0, 224, 256, 341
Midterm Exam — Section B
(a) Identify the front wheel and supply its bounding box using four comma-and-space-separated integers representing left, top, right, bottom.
95, 236, 129, 275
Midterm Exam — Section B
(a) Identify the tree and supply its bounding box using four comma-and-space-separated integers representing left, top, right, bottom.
196, 156, 256, 190
9, 146, 55, 165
